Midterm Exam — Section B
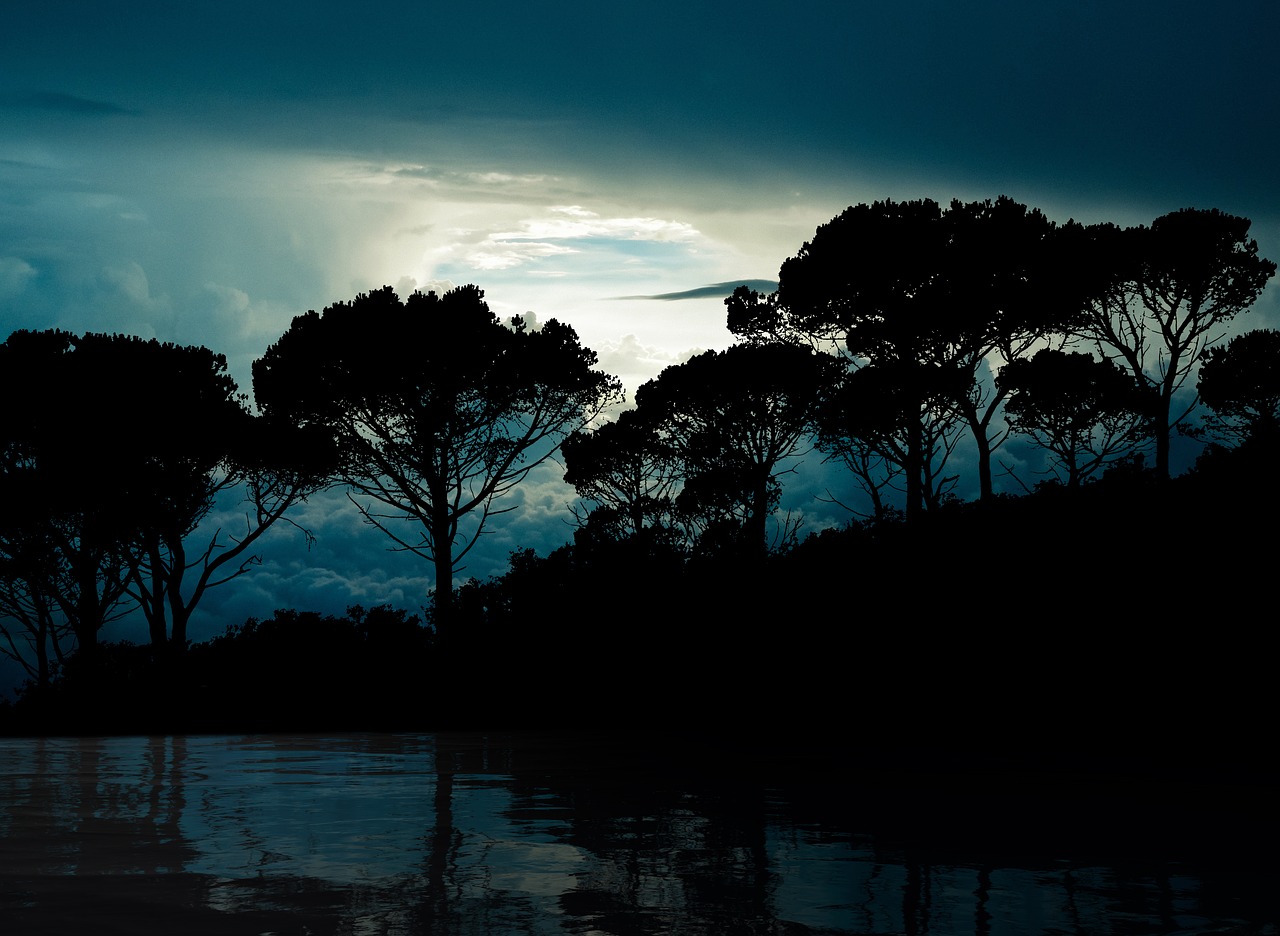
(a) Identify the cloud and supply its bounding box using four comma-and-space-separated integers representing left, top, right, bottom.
613, 279, 778, 301
78, 260, 171, 338
180, 486, 437, 638
464, 171, 556, 186
99, 261, 152, 305
5, 91, 137, 117
453, 459, 586, 576
96, 281, 314, 393
511, 310, 540, 331
493, 206, 699, 243
430, 205, 708, 280
469, 241, 578, 271
593, 334, 708, 396
200, 281, 251, 316
0, 257, 36, 299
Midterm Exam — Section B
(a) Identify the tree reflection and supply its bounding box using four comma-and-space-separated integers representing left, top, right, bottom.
0, 733, 1273, 936
420, 733, 458, 933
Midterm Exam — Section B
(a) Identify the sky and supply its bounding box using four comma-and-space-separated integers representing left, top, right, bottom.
3, 2, 1280, 664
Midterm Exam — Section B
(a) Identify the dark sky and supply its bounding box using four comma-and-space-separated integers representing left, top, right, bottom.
2, 1, 1277, 657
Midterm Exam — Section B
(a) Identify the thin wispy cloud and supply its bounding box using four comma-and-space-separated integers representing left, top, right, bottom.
493, 206, 699, 243
613, 279, 779, 301
5, 91, 137, 116
469, 241, 579, 271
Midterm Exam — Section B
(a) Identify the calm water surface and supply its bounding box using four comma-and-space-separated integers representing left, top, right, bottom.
0, 733, 1273, 935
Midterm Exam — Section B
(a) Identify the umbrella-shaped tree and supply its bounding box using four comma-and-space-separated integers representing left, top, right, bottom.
252, 285, 623, 622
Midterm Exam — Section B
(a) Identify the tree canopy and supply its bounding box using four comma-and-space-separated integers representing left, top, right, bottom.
0, 331, 124, 681
737, 196, 1080, 515
0, 330, 322, 689
252, 285, 623, 619
631, 343, 838, 556
1195, 328, 1280, 448
562, 406, 681, 541
998, 348, 1152, 488
1074, 208, 1276, 478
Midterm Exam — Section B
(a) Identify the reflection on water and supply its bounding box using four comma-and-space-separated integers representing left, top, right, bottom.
0, 733, 1272, 935
184, 735, 441, 884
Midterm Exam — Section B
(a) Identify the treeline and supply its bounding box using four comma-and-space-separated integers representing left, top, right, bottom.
5, 452, 1274, 742
2, 196, 1278, 735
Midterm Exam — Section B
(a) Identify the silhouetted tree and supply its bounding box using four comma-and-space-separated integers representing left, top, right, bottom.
114, 338, 329, 652
252, 285, 623, 622
0, 331, 326, 677
0, 331, 140, 663
816, 360, 965, 515
561, 407, 681, 540
633, 343, 837, 556
729, 281, 964, 519
997, 348, 1152, 488
940, 197, 1084, 498
725, 283, 826, 351
0, 503, 70, 691
1194, 328, 1280, 448
737, 197, 1078, 515
0, 335, 73, 688
1073, 209, 1275, 478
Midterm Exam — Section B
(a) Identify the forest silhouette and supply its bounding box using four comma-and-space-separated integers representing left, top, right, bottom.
1, 197, 1277, 755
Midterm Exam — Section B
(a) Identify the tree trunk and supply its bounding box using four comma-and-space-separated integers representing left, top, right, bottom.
431, 488, 454, 627
962, 399, 994, 501
167, 535, 190, 651
905, 414, 924, 521
424, 739, 455, 929
146, 542, 168, 648
1066, 449, 1081, 489
748, 469, 770, 556
73, 557, 100, 658
171, 606, 192, 651
35, 593, 51, 691
1155, 380, 1174, 480
630, 495, 645, 538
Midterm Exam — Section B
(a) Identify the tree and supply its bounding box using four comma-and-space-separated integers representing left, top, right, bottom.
0, 485, 72, 691
731, 201, 951, 518
631, 343, 837, 556
938, 197, 1085, 499
998, 349, 1152, 488
1074, 209, 1276, 478
741, 197, 1079, 516
1194, 328, 1280, 448
0, 331, 140, 664
0, 330, 325, 677
127, 403, 332, 653
252, 285, 623, 621
0, 338, 72, 689
814, 360, 965, 517
561, 407, 682, 540
730, 283, 957, 521
78, 332, 332, 653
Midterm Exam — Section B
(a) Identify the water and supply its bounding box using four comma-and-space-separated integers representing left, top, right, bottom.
0, 733, 1273, 935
